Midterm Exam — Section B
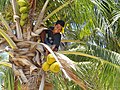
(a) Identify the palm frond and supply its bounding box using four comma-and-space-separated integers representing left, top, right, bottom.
0, 29, 18, 49
0, 13, 11, 30
58, 43, 120, 90
0, 67, 14, 90
110, 11, 120, 26
43, 0, 74, 22
0, 13, 18, 41
5, 68, 14, 90
60, 42, 120, 65
76, 59, 120, 90
88, 44, 120, 65
0, 62, 12, 68
0, 0, 10, 12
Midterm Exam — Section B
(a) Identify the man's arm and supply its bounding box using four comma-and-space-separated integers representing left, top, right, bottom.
40, 30, 46, 43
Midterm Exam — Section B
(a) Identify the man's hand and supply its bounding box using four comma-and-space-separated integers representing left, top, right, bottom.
51, 45, 56, 50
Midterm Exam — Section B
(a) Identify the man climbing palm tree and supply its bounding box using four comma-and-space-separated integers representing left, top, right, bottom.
40, 20, 65, 54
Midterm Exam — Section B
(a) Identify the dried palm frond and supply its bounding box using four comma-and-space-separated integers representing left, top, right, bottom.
33, 50, 41, 66
39, 72, 45, 90
18, 69, 28, 83
44, 82, 53, 90
21, 83, 29, 90
57, 53, 87, 90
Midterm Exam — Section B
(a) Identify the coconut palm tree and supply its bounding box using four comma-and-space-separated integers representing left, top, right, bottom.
0, 0, 120, 90
0, 0, 86, 90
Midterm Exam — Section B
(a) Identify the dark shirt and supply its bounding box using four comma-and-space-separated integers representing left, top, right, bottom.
44, 27, 61, 50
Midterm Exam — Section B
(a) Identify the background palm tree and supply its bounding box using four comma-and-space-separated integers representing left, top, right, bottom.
0, 0, 120, 90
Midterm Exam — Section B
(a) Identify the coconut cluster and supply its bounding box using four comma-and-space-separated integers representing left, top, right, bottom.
17, 0, 29, 26
42, 54, 60, 73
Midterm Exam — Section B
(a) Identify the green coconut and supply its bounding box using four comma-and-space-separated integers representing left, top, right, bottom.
17, 0, 27, 7
19, 6, 28, 13
20, 19, 25, 26
21, 13, 28, 20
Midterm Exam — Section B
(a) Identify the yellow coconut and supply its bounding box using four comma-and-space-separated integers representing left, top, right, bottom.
50, 62, 60, 73
47, 54, 56, 64
21, 13, 28, 20
17, 0, 27, 7
20, 19, 25, 26
19, 6, 28, 13
42, 62, 50, 71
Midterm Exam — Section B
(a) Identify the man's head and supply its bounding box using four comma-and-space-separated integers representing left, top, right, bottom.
55, 20, 65, 27
54, 20, 65, 34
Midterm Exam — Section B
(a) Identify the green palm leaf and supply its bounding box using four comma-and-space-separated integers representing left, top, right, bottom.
0, 0, 10, 12
76, 61, 120, 90
58, 43, 120, 90
0, 29, 18, 49
43, 0, 74, 22
88, 45, 120, 66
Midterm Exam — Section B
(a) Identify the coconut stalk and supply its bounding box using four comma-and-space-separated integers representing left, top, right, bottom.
39, 72, 45, 90
33, 0, 50, 31
11, 0, 23, 40
29, 0, 36, 21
